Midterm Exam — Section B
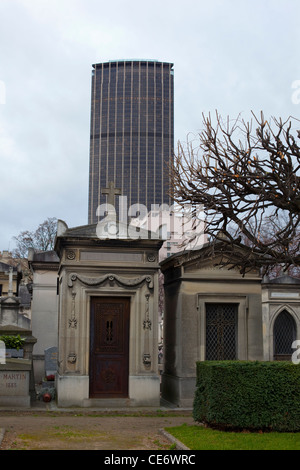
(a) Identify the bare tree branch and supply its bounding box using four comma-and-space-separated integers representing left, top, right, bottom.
12, 217, 58, 258
170, 111, 300, 275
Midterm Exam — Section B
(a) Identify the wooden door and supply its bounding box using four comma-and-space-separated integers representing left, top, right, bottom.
89, 297, 130, 398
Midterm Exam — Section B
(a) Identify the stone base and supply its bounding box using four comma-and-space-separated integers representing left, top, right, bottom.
161, 373, 196, 408
82, 398, 130, 407
56, 374, 160, 407
56, 375, 88, 407
0, 395, 30, 407
129, 375, 160, 407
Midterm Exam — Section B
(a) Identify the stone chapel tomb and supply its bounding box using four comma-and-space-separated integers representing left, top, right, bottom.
54, 218, 163, 407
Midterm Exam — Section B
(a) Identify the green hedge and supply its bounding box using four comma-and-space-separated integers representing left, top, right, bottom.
193, 361, 300, 432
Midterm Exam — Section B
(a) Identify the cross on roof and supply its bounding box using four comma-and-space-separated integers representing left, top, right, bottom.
101, 181, 121, 208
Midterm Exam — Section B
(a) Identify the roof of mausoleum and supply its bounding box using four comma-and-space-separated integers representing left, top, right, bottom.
54, 219, 164, 257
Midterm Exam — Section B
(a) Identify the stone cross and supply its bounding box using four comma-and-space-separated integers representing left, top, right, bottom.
101, 181, 121, 208
6, 266, 14, 297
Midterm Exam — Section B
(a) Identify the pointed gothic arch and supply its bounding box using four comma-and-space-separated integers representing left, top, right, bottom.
273, 309, 297, 361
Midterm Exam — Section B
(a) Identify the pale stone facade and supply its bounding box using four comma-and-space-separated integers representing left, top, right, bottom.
262, 275, 300, 361
28, 249, 60, 382
54, 220, 163, 407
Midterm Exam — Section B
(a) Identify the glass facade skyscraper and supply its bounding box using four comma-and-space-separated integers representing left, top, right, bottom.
88, 59, 174, 224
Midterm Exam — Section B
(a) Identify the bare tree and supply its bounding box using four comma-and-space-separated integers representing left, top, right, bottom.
12, 217, 58, 258
170, 111, 300, 275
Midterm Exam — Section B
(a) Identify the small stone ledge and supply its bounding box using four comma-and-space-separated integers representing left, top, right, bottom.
159, 428, 190, 450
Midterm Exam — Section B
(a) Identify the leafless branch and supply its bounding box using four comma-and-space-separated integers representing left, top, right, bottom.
170, 111, 300, 275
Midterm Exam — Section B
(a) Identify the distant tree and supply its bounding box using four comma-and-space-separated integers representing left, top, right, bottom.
170, 112, 300, 275
12, 217, 58, 258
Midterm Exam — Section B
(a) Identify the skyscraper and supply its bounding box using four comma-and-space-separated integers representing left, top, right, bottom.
88, 59, 174, 224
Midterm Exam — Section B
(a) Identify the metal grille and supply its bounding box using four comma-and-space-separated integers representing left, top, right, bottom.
206, 303, 238, 360
274, 310, 296, 358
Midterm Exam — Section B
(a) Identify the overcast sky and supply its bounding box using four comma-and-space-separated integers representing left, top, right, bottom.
0, 0, 299, 251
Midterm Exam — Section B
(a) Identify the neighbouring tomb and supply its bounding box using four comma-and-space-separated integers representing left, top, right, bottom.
28, 249, 59, 383
160, 243, 300, 407
0, 326, 37, 406
160, 244, 264, 407
0, 266, 37, 406
0, 369, 31, 407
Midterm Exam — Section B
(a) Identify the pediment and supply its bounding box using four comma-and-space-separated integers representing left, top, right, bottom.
183, 256, 247, 277
160, 243, 261, 280
0, 296, 20, 305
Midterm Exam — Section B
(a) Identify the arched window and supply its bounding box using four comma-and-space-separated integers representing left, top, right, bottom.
273, 310, 296, 361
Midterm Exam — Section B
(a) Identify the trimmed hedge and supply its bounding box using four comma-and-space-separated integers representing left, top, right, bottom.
193, 361, 300, 432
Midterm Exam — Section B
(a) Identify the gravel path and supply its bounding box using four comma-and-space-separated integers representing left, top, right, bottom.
0, 407, 194, 450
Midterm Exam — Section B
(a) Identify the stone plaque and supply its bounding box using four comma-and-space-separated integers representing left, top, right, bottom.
80, 251, 142, 262
0, 371, 29, 396
271, 292, 300, 298
45, 346, 58, 375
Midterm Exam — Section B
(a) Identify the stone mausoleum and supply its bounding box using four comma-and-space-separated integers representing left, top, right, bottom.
160, 243, 300, 407
54, 219, 163, 407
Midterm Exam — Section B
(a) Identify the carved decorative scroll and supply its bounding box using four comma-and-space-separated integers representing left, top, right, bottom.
143, 294, 152, 330
68, 291, 78, 328
68, 272, 154, 290
143, 294, 152, 369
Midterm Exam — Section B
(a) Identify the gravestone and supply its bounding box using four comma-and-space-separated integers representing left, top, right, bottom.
0, 273, 36, 406
44, 346, 58, 376
0, 362, 31, 406
0, 327, 37, 406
